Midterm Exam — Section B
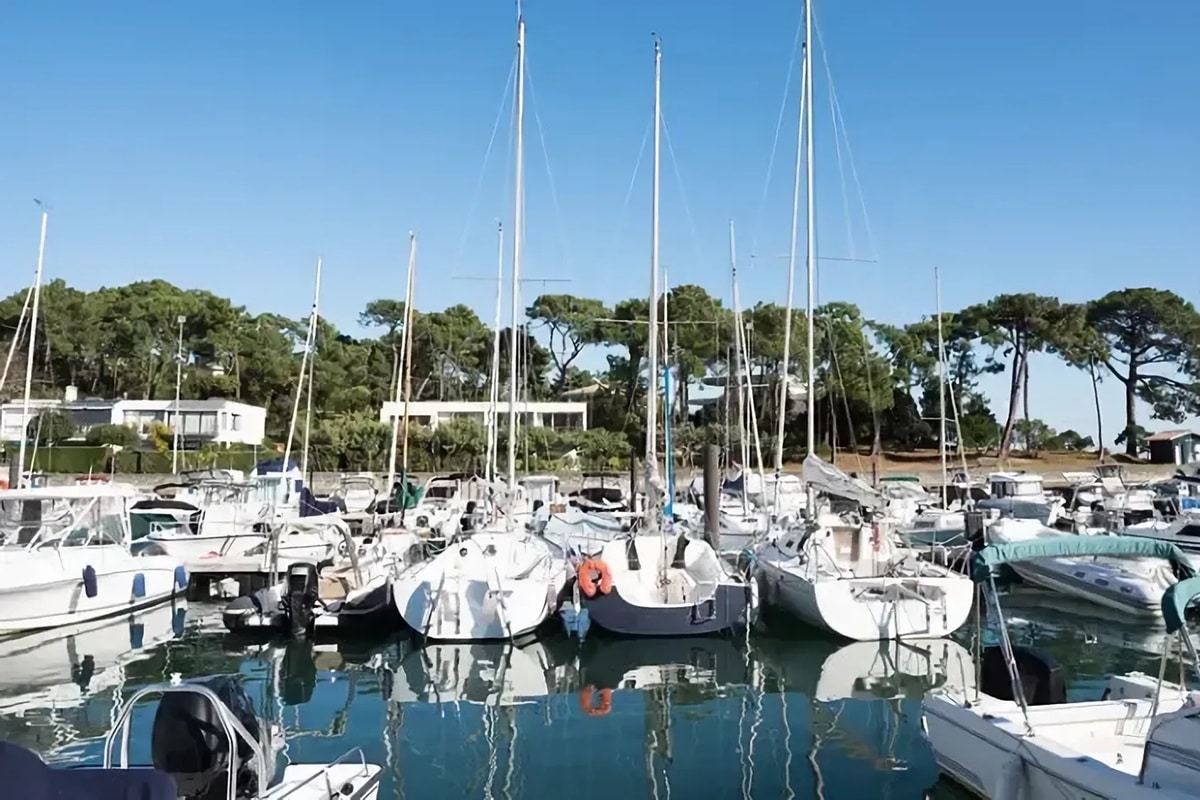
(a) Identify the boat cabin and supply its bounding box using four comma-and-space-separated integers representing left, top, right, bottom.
986, 472, 1048, 500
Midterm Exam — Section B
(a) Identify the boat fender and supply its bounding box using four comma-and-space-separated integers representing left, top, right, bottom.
173, 565, 188, 591
132, 572, 147, 599
82, 565, 99, 599
579, 685, 613, 716
577, 559, 614, 598
130, 621, 145, 649
871, 524, 881, 552
172, 605, 187, 636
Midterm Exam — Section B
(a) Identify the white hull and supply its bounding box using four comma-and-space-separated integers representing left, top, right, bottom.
392, 532, 569, 641
924, 676, 1197, 799
147, 529, 335, 563
0, 547, 184, 633
757, 557, 973, 641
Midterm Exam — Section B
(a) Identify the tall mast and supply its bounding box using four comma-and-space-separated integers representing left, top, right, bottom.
775, 29, 809, 477
936, 266, 948, 507
803, 0, 817, 462
283, 258, 320, 500
385, 235, 416, 504
399, 234, 418, 494
486, 222, 504, 483
16, 209, 48, 488
300, 265, 321, 482
645, 35, 662, 507
506, 11, 526, 513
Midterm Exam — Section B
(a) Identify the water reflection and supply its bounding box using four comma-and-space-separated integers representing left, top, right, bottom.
0, 601, 1166, 799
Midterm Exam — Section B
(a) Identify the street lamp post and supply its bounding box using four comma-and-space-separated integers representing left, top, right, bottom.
171, 315, 186, 474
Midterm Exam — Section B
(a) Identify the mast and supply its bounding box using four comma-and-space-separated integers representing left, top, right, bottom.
282, 258, 321, 500
486, 222, 504, 484
385, 235, 417, 508
399, 234, 418, 504
803, 0, 817, 464
645, 35, 662, 526
300, 266, 321, 482
936, 266, 948, 507
775, 31, 809, 478
16, 209, 48, 488
506, 10, 526, 519
171, 314, 186, 475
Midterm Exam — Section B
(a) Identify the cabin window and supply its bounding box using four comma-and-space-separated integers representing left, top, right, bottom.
1094, 579, 1110, 587
1073, 571, 1085, 578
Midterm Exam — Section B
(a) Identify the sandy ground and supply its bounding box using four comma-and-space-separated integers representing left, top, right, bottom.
35, 449, 1181, 492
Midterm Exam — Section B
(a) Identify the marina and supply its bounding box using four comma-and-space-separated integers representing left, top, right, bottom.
0, 0, 1196, 797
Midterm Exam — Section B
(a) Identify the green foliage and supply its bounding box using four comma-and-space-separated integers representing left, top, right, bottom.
27, 410, 75, 445
2, 279, 1197, 469
85, 423, 139, 448
24, 445, 108, 473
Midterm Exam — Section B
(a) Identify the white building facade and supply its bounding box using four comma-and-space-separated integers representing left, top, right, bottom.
0, 395, 266, 447
378, 400, 587, 431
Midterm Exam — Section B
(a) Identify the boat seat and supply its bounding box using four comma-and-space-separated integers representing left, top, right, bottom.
0, 740, 178, 800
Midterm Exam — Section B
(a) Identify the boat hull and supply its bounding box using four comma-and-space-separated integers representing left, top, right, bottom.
222, 576, 400, 637
581, 581, 756, 637
0, 551, 185, 633
756, 560, 973, 641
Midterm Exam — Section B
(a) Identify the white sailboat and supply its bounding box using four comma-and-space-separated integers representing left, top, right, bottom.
752, 0, 972, 641
390, 10, 569, 642
578, 37, 758, 638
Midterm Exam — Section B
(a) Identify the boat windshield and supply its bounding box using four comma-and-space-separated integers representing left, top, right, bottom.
0, 495, 129, 549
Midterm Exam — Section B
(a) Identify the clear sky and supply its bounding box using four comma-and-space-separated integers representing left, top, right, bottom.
1, 0, 1197, 443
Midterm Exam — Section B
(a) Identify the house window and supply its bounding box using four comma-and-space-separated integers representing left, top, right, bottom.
231, 414, 242, 432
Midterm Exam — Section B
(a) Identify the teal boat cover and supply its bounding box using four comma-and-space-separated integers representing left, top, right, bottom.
1161, 576, 1200, 634
971, 535, 1196, 584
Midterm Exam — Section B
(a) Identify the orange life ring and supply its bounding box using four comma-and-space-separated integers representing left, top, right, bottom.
577, 558, 614, 598
579, 685, 613, 716
0, 479, 8, 490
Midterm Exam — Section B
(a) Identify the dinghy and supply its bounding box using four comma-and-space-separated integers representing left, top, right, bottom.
923, 536, 1200, 799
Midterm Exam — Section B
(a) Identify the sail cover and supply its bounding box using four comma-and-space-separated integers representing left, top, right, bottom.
802, 454, 883, 509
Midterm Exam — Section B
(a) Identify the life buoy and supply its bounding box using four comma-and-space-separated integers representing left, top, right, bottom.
577, 558, 614, 598
579, 685, 613, 716
0, 479, 8, 490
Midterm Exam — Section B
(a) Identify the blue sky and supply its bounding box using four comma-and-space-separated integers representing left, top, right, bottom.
1, 0, 1196, 442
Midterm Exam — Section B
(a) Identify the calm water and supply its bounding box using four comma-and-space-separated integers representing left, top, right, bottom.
0, 596, 1182, 800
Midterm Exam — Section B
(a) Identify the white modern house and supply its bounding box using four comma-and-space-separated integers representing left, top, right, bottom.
378, 400, 587, 431
0, 388, 266, 447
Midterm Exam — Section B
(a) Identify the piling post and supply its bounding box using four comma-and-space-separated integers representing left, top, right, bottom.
703, 443, 720, 551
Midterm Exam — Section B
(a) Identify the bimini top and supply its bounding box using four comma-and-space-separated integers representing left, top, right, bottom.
1162, 576, 1200, 634
971, 535, 1196, 584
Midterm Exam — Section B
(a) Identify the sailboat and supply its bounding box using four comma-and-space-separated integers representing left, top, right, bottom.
390, 10, 570, 642
751, 0, 972, 642
578, 37, 758, 638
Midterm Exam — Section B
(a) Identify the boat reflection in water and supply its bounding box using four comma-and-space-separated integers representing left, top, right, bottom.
0, 601, 186, 758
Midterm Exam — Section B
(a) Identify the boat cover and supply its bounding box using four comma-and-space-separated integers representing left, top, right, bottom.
0, 740, 177, 800
802, 454, 883, 509
1162, 575, 1200, 634
971, 534, 1195, 583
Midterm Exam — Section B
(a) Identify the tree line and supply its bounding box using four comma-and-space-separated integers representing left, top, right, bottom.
1, 278, 1197, 467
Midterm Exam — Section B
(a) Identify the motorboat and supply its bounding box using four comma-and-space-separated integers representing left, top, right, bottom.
567, 471, 628, 513
754, 455, 973, 642
327, 473, 380, 515
222, 533, 425, 638
0, 484, 188, 633
922, 536, 1200, 799
975, 471, 1065, 526
2, 672, 382, 799
577, 529, 759, 637
987, 517, 1178, 617
1064, 464, 1159, 526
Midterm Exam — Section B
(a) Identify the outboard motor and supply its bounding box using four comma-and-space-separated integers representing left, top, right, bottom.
283, 562, 321, 639
979, 645, 1067, 706
151, 675, 267, 800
